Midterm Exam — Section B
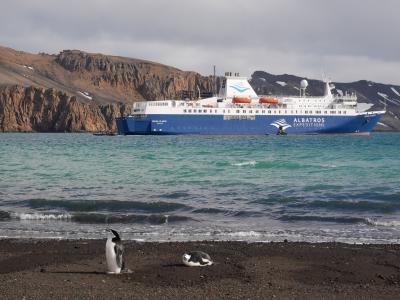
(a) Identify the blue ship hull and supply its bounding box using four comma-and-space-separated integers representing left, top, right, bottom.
116, 113, 383, 135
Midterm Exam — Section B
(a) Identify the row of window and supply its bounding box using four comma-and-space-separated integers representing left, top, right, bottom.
223, 115, 256, 121
148, 102, 169, 107
182, 109, 348, 115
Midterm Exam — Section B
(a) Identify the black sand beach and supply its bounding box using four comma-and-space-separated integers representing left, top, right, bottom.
0, 239, 399, 299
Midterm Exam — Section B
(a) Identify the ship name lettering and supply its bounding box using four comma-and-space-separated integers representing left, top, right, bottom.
294, 118, 325, 123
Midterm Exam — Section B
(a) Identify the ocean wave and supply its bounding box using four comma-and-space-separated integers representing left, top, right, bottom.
192, 207, 262, 217
279, 215, 365, 224
252, 196, 301, 205
231, 161, 256, 167
13, 212, 72, 220
0, 210, 11, 221
10, 212, 193, 224
156, 191, 191, 199
255, 161, 305, 170
71, 213, 192, 224
303, 200, 399, 213
226, 231, 261, 237
23, 199, 192, 213
365, 218, 400, 227
192, 208, 227, 214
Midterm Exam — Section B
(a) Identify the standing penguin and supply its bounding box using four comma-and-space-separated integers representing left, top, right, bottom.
105, 229, 125, 274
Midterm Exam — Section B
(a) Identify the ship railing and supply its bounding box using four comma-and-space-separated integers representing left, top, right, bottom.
334, 94, 357, 101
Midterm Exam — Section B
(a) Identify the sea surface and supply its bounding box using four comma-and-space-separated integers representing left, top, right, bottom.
0, 133, 399, 243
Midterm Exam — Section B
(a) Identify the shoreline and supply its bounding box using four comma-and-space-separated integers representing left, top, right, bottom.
1, 239, 399, 299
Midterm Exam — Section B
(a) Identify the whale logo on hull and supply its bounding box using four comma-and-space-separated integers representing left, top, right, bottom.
270, 119, 292, 130
230, 84, 250, 93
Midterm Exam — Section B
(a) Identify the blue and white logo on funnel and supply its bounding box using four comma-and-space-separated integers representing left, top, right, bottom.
270, 119, 292, 130
230, 83, 250, 93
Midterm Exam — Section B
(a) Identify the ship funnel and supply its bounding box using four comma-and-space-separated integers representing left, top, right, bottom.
219, 74, 257, 99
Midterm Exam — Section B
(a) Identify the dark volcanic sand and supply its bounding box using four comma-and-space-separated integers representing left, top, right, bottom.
0, 239, 399, 299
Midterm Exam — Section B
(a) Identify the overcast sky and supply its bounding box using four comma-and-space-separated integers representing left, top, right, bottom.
1, 0, 399, 84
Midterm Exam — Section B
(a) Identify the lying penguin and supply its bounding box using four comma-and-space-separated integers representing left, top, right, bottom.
182, 251, 213, 267
105, 229, 125, 274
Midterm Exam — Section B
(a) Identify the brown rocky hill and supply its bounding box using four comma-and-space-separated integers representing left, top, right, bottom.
0, 46, 215, 132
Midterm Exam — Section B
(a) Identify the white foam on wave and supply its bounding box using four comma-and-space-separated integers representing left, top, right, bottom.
226, 231, 261, 237
14, 213, 72, 221
366, 218, 400, 227
231, 161, 256, 167
321, 164, 337, 168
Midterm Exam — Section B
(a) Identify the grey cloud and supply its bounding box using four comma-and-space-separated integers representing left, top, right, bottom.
0, 0, 399, 84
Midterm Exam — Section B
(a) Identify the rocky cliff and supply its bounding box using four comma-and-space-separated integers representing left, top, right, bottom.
0, 85, 130, 132
0, 46, 217, 132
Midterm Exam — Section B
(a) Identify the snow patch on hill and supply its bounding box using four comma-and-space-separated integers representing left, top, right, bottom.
391, 87, 400, 97
378, 92, 388, 99
377, 122, 389, 127
78, 91, 93, 100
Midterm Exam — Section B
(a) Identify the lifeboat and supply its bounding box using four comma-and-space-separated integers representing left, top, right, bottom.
259, 97, 280, 104
232, 96, 252, 104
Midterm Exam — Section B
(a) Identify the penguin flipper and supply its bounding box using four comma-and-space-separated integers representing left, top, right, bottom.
114, 243, 124, 269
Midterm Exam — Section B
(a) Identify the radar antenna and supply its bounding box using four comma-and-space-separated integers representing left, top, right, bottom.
300, 79, 308, 97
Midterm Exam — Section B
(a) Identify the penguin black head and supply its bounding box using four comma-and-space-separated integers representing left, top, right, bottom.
108, 229, 121, 242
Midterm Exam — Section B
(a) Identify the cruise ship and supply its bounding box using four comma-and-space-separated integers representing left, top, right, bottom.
116, 73, 385, 135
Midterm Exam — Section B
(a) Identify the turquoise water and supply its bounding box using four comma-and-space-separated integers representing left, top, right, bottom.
0, 133, 399, 243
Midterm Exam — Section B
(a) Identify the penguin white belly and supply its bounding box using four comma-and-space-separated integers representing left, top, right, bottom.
106, 239, 121, 274
183, 260, 203, 267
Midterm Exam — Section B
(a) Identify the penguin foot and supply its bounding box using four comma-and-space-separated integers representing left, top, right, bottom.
121, 268, 133, 274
